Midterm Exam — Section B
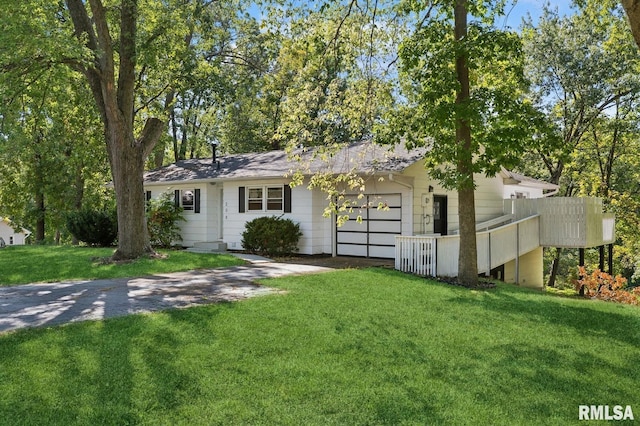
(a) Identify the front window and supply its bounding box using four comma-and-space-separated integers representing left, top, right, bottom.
267, 187, 283, 211
248, 187, 264, 211
182, 190, 195, 210
247, 186, 284, 212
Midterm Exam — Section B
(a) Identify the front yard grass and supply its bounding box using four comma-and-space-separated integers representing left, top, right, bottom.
0, 268, 638, 425
0, 245, 244, 286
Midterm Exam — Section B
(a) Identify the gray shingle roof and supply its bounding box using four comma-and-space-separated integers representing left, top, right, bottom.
501, 169, 559, 190
144, 142, 428, 184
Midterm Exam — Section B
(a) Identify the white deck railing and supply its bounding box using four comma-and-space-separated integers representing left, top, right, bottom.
395, 236, 437, 276
396, 197, 615, 278
505, 198, 615, 248
395, 215, 540, 277
451, 214, 514, 234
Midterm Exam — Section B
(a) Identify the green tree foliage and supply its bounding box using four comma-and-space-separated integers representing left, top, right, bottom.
146, 192, 185, 248
0, 66, 108, 244
520, 4, 640, 286
266, 1, 406, 229
382, 0, 539, 285
575, 0, 640, 74
521, 5, 640, 187
161, 2, 276, 162
269, 2, 397, 151
390, 0, 536, 188
1, 0, 260, 259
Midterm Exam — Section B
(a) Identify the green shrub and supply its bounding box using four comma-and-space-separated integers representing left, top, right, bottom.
66, 208, 117, 247
242, 215, 302, 256
146, 192, 185, 248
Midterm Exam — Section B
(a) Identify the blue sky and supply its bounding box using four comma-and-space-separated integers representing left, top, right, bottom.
500, 0, 575, 29
248, 1, 577, 30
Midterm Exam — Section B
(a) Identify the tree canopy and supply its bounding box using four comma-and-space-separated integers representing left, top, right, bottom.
377, 0, 541, 285
2, 0, 640, 285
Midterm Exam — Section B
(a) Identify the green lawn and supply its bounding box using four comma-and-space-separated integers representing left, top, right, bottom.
0, 245, 245, 286
0, 268, 638, 425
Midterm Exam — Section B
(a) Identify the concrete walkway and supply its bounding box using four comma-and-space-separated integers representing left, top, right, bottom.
0, 260, 332, 334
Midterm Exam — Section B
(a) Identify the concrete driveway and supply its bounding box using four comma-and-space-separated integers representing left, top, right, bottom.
0, 262, 332, 334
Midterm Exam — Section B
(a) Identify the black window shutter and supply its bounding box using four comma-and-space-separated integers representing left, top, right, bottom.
145, 191, 151, 202
284, 184, 292, 213
174, 190, 180, 208
194, 189, 201, 213
239, 186, 245, 213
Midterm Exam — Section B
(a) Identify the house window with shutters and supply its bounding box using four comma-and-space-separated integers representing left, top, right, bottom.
182, 190, 195, 211
247, 187, 264, 211
174, 189, 201, 213
266, 187, 283, 210
240, 185, 291, 213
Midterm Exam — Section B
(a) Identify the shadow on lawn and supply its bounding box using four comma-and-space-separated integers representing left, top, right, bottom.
0, 303, 234, 425
97, 305, 235, 423
450, 285, 640, 347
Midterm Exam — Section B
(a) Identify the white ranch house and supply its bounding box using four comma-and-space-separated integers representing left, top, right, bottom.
0, 217, 31, 246
143, 143, 615, 288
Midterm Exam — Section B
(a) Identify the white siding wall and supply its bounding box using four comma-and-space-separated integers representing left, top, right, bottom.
145, 183, 217, 247
0, 221, 29, 245
222, 177, 412, 256
402, 163, 505, 235
222, 179, 322, 255
312, 187, 332, 254
474, 174, 508, 223
503, 184, 544, 200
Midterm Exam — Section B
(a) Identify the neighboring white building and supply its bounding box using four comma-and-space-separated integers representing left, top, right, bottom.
502, 169, 559, 200
143, 142, 558, 261
0, 217, 31, 246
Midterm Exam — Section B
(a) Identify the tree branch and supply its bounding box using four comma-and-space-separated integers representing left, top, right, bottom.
65, 0, 108, 127
133, 83, 172, 115
137, 117, 166, 159
323, 0, 360, 60
622, 0, 640, 50
117, 0, 138, 124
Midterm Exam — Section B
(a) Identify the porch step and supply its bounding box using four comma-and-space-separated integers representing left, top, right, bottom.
186, 241, 227, 253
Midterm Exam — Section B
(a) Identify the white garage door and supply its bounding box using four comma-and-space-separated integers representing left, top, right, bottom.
336, 193, 402, 259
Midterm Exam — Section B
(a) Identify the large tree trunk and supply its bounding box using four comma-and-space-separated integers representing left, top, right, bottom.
547, 247, 562, 287
66, 0, 165, 259
623, 0, 640, 49
34, 186, 46, 243
454, 0, 478, 286
107, 124, 154, 259
34, 152, 46, 243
